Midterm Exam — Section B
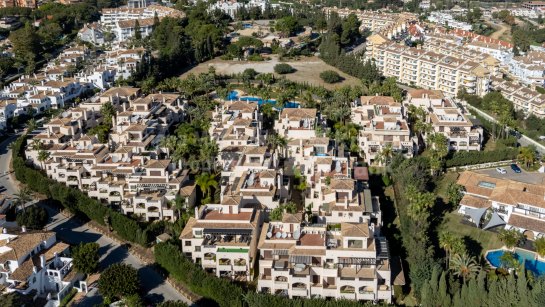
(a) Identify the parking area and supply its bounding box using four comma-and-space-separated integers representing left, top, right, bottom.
476, 167, 545, 185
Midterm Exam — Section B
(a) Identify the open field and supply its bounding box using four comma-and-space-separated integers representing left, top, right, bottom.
440, 212, 503, 255
180, 55, 362, 90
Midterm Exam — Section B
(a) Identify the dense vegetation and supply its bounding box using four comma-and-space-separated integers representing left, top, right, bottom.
71, 242, 100, 274
445, 148, 518, 168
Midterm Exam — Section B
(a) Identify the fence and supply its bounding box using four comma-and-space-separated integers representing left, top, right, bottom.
447, 160, 514, 172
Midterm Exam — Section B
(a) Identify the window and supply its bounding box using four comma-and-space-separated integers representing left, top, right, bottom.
194, 230, 203, 237
478, 181, 496, 189
195, 246, 201, 252
184, 241, 192, 246
338, 213, 342, 217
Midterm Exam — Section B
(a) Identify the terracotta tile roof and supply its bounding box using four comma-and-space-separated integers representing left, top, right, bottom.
341, 222, 369, 237
460, 194, 490, 209
508, 213, 545, 234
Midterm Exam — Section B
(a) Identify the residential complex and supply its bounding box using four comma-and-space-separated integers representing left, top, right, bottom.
352, 95, 415, 164
24, 87, 197, 222
370, 41, 491, 97
457, 171, 545, 240
0, 230, 87, 306
176, 97, 398, 302
405, 89, 483, 151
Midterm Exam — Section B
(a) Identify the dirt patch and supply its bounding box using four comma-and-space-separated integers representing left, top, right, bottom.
180, 55, 362, 90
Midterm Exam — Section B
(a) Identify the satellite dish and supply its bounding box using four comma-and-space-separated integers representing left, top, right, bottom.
293, 229, 301, 240
62, 112, 69, 118
275, 232, 282, 239
87, 144, 93, 150
76, 144, 83, 150
266, 232, 272, 239
282, 232, 287, 239
112, 156, 119, 163
288, 233, 292, 238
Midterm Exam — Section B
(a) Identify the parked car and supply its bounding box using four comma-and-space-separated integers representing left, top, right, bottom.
511, 164, 521, 173
496, 167, 507, 174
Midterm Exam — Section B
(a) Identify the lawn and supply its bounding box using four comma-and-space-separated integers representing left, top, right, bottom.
440, 212, 503, 256
434, 171, 460, 200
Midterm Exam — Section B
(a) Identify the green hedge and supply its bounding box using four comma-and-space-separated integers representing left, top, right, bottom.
11, 135, 150, 246
445, 148, 518, 168
155, 242, 381, 307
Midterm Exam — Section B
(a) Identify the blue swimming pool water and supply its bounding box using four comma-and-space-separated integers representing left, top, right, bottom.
226, 91, 300, 108
486, 249, 545, 276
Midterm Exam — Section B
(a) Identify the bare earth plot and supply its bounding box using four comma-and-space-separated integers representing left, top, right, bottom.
180, 55, 362, 90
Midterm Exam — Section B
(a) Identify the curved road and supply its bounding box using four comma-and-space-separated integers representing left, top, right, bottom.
0, 133, 191, 305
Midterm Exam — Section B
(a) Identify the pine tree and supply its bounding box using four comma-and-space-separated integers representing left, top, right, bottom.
420, 280, 434, 307
134, 19, 142, 40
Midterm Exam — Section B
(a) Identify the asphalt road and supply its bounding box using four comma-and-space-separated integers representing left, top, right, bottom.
0, 133, 190, 305
0, 133, 21, 195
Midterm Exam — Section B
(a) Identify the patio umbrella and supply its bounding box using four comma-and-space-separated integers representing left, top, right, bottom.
465, 207, 488, 228
483, 211, 506, 230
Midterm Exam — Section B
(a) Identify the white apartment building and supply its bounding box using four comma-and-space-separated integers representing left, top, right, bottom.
210, 0, 280, 18
489, 77, 545, 117
428, 11, 472, 31
256, 218, 392, 302
180, 202, 263, 281
323, 7, 416, 36
100, 4, 184, 28
508, 51, 545, 86
274, 108, 317, 140
352, 95, 415, 164
209, 100, 266, 151
114, 18, 154, 42
0, 231, 86, 307
457, 170, 545, 240
78, 22, 105, 46
405, 89, 483, 151
371, 42, 491, 97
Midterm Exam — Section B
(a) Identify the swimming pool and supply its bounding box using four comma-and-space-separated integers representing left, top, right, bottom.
486, 248, 545, 276
226, 91, 300, 108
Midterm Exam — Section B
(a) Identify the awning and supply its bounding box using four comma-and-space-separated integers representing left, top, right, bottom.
465, 207, 487, 228
290, 255, 311, 264
483, 211, 506, 230
272, 249, 289, 256
338, 257, 377, 265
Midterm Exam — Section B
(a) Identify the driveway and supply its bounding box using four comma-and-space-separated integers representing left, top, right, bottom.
476, 167, 545, 185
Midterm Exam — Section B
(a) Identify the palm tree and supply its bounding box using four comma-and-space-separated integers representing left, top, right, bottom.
196, 172, 218, 203
27, 118, 37, 132
30, 139, 44, 151
267, 134, 288, 158
37, 150, 50, 169
14, 187, 33, 212
533, 237, 545, 258
376, 144, 393, 166
439, 231, 466, 268
450, 253, 480, 282
517, 146, 536, 169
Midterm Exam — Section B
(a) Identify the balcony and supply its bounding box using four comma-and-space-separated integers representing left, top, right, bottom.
291, 283, 308, 297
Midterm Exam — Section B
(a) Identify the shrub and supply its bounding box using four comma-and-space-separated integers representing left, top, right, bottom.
319, 70, 343, 83
273, 63, 295, 74
72, 242, 99, 274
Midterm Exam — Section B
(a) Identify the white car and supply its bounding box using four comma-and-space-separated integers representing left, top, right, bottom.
496, 167, 507, 174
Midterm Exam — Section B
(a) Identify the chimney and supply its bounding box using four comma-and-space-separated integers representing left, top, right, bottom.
40, 254, 46, 269
21, 226, 26, 233
194, 206, 199, 219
